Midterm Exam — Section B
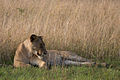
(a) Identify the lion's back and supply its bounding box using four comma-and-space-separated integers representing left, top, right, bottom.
14, 39, 31, 67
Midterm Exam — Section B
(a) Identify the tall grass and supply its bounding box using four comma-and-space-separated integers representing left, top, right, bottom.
0, 0, 120, 64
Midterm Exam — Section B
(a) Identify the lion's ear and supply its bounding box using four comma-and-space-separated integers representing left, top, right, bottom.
30, 34, 37, 42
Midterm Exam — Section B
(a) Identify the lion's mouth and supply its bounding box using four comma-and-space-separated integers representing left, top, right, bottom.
37, 52, 42, 56
35, 51, 43, 59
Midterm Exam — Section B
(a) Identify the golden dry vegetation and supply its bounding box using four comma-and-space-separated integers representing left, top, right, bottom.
0, 0, 120, 64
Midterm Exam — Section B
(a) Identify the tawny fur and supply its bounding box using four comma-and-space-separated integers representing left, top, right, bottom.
14, 35, 46, 68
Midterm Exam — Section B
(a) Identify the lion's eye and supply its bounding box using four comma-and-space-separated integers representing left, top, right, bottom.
39, 44, 43, 48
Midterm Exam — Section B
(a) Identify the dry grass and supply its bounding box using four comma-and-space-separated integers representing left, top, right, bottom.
0, 0, 120, 64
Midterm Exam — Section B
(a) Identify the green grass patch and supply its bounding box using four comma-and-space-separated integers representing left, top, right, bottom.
0, 66, 120, 80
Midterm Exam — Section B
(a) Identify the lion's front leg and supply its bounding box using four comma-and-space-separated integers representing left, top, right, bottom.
30, 56, 46, 68
14, 61, 31, 67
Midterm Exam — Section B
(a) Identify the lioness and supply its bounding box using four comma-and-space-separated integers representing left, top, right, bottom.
14, 34, 47, 68
14, 34, 106, 68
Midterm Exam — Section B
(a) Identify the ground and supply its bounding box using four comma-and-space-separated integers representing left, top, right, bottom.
0, 64, 120, 80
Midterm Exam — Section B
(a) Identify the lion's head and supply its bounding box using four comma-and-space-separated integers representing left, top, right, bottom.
30, 34, 47, 58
